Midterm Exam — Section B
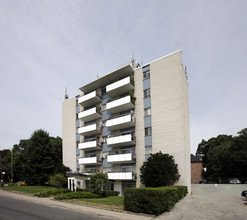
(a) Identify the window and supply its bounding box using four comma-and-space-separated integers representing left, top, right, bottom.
142, 65, 150, 80
145, 127, 152, 136
144, 108, 151, 117
143, 70, 150, 79
144, 89, 150, 98
145, 146, 152, 155
122, 166, 132, 172
122, 149, 130, 154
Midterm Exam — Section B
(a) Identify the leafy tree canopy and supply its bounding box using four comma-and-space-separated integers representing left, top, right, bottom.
196, 128, 247, 183
1, 129, 69, 184
140, 151, 180, 187
89, 172, 108, 194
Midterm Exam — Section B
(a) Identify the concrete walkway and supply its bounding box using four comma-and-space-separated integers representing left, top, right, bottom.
1, 190, 247, 220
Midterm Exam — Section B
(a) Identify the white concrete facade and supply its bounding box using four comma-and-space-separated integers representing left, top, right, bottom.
62, 50, 191, 194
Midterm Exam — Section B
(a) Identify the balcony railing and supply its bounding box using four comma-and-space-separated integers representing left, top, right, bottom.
78, 91, 101, 107
105, 114, 135, 130
107, 153, 135, 164
78, 156, 102, 165
107, 133, 135, 147
78, 107, 101, 122
78, 140, 101, 150
106, 95, 135, 114
107, 172, 136, 180
78, 123, 101, 136
106, 76, 134, 97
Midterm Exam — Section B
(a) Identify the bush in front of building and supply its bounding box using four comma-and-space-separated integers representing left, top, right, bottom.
54, 191, 101, 200
89, 172, 108, 194
101, 190, 120, 197
124, 186, 187, 216
140, 152, 180, 187
34, 188, 71, 198
49, 174, 67, 188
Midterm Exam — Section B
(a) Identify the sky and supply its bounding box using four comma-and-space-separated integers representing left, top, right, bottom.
0, 0, 247, 154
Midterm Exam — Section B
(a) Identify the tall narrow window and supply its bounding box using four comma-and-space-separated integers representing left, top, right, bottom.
145, 146, 152, 155
144, 89, 150, 98
144, 108, 151, 117
145, 127, 152, 136
143, 70, 150, 79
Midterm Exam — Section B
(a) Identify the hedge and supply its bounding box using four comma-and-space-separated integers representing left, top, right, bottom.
124, 186, 187, 216
34, 189, 71, 198
54, 191, 101, 200
101, 190, 120, 197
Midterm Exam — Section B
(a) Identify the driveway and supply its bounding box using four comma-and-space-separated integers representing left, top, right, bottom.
157, 195, 247, 220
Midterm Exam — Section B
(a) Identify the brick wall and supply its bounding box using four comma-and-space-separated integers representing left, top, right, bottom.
191, 162, 203, 184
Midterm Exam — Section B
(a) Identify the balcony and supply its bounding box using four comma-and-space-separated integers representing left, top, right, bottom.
78, 107, 101, 122
107, 172, 136, 180
107, 133, 135, 147
78, 123, 101, 136
106, 95, 135, 114
106, 76, 134, 97
78, 140, 101, 150
78, 157, 102, 165
78, 91, 101, 107
107, 153, 135, 164
105, 114, 135, 130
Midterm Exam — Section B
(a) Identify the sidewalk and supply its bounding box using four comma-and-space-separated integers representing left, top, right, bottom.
0, 190, 153, 220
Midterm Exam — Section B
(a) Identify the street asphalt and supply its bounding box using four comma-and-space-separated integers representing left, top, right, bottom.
1, 190, 247, 220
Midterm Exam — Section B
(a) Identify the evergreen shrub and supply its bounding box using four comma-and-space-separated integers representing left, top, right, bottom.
124, 186, 187, 216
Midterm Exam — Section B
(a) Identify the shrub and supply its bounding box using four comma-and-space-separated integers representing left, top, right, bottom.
124, 186, 187, 216
75, 188, 91, 192
54, 191, 101, 200
101, 190, 120, 197
89, 172, 108, 194
34, 188, 71, 197
49, 174, 67, 188
140, 152, 180, 187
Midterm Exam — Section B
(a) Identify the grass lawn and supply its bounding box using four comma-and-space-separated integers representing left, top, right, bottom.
3, 185, 60, 194
67, 196, 124, 211
4, 186, 124, 211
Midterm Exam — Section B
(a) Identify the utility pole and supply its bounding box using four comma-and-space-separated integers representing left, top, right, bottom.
11, 150, 13, 183
0, 151, 2, 181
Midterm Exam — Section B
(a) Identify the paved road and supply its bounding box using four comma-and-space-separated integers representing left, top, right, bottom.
1, 190, 247, 220
0, 192, 116, 220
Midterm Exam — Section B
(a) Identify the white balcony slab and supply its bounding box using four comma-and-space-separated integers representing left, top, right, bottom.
107, 153, 133, 164
107, 134, 134, 147
78, 91, 101, 107
106, 96, 134, 114
108, 172, 133, 180
105, 114, 135, 130
78, 123, 101, 136
106, 76, 134, 97
79, 157, 101, 165
78, 140, 101, 150
78, 107, 101, 122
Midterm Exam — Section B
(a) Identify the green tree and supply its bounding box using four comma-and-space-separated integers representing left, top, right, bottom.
24, 129, 57, 185
140, 151, 180, 187
89, 172, 108, 194
196, 128, 247, 182
49, 173, 67, 188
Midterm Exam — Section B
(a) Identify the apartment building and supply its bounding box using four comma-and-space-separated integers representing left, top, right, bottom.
62, 50, 191, 195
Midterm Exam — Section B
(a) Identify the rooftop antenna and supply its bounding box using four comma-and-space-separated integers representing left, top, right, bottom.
131, 52, 136, 68
64, 87, 69, 100
185, 66, 188, 80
